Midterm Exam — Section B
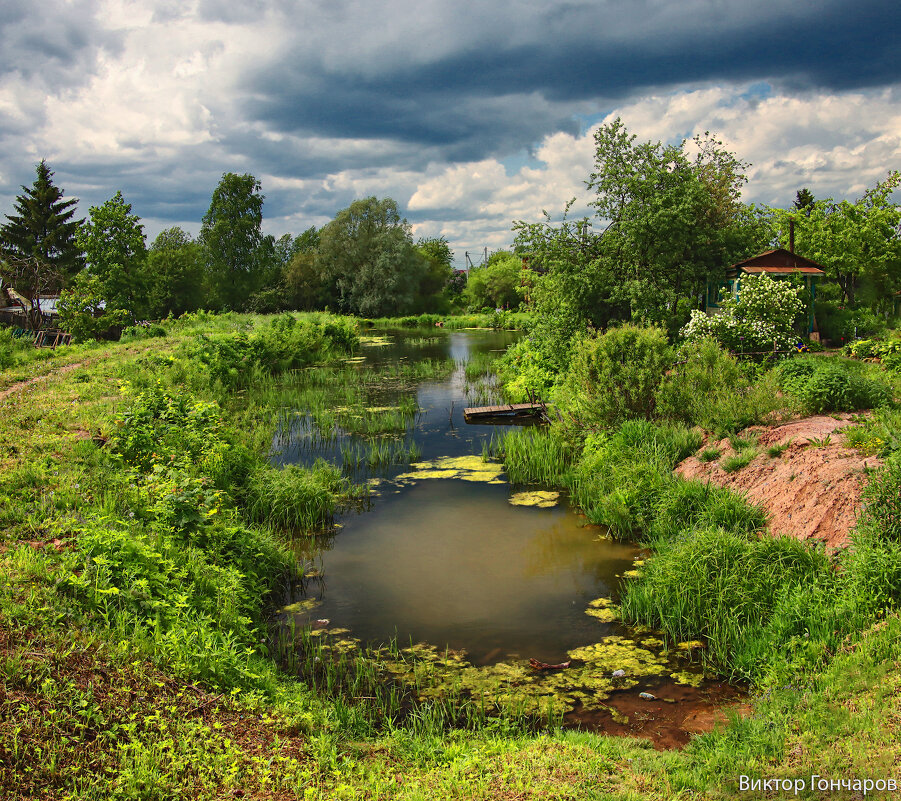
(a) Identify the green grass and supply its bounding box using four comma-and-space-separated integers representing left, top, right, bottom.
698, 446, 721, 462
3, 314, 901, 800
487, 426, 573, 485
720, 448, 758, 472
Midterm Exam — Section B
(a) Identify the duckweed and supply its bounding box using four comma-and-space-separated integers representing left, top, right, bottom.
508, 490, 560, 508
396, 456, 506, 484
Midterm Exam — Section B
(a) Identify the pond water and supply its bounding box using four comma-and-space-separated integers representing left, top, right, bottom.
275, 328, 640, 665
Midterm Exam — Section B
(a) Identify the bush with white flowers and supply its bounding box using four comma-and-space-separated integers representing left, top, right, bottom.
681, 274, 805, 354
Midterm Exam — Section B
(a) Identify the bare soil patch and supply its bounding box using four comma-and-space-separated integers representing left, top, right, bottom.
677, 414, 880, 549
0, 361, 87, 403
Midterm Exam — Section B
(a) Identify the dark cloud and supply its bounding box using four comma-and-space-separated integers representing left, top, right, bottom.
240, 0, 899, 162
0, 0, 122, 87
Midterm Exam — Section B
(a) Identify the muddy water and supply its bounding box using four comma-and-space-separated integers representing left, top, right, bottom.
276, 328, 639, 663
273, 328, 735, 738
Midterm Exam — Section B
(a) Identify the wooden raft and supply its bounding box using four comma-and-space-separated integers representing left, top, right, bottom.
463, 402, 548, 423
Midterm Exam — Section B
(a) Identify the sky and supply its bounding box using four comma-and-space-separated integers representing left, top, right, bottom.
1, 0, 899, 267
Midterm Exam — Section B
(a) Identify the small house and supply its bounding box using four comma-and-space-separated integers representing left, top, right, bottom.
706, 248, 826, 339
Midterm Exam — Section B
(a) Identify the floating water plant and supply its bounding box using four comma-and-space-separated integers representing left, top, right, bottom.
396, 455, 506, 484
508, 490, 560, 508
585, 597, 619, 623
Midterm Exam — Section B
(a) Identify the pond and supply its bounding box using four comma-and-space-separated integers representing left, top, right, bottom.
272, 328, 718, 729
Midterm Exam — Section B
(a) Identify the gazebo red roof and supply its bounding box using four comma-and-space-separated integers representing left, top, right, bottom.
725, 248, 826, 278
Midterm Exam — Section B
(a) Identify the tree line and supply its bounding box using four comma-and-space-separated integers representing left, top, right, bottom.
2, 125, 899, 340
512, 119, 901, 364
0, 166, 471, 332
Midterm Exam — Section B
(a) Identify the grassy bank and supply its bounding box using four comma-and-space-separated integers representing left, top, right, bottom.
3, 314, 901, 799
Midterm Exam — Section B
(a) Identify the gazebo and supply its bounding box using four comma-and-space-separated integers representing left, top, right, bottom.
705, 249, 826, 339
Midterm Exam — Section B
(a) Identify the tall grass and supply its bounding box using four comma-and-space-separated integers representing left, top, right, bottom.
245, 461, 353, 531
487, 427, 572, 485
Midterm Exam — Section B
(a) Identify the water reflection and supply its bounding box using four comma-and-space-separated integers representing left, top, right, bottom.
280, 328, 638, 665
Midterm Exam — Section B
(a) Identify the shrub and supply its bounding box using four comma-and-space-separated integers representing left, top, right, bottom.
556, 324, 672, 430
121, 322, 167, 340
682, 273, 805, 354
656, 337, 791, 431
0, 327, 31, 369
798, 364, 892, 413
776, 357, 894, 413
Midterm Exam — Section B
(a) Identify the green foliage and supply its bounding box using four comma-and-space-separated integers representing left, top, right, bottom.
583, 119, 768, 333
463, 251, 524, 311
776, 356, 893, 413
555, 324, 672, 430
144, 227, 205, 317
488, 427, 573, 485
566, 420, 702, 537
0, 326, 31, 369
846, 335, 901, 370
121, 322, 167, 340
682, 273, 805, 353
75, 190, 148, 319
496, 337, 560, 401
415, 236, 455, 310
192, 314, 358, 388
200, 173, 267, 311
816, 301, 888, 343
649, 478, 767, 540
843, 407, 901, 456
657, 337, 747, 428
772, 171, 901, 309
57, 272, 130, 342
859, 454, 901, 542
246, 461, 348, 531
720, 448, 758, 472
0, 159, 83, 279
318, 197, 426, 317
621, 529, 838, 681
110, 379, 229, 474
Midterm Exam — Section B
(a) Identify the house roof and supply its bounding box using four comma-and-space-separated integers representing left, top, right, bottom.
726, 248, 826, 278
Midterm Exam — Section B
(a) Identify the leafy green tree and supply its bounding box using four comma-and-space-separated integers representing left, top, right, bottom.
318, 197, 425, 317
0, 160, 84, 280
144, 227, 205, 317
513, 204, 623, 369
75, 191, 148, 319
200, 173, 266, 310
586, 119, 766, 330
463, 251, 523, 311
415, 236, 454, 310
57, 272, 129, 341
773, 172, 901, 309
794, 188, 816, 215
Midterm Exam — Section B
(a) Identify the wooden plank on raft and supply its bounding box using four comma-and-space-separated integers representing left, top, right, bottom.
462, 402, 548, 422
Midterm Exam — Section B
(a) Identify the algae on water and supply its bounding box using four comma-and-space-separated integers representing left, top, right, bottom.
396, 455, 505, 484
509, 490, 560, 508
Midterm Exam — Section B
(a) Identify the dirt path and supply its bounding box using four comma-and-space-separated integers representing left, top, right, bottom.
0, 361, 87, 403
676, 414, 880, 549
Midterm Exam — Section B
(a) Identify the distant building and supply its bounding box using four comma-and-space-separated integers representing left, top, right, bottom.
706, 249, 826, 338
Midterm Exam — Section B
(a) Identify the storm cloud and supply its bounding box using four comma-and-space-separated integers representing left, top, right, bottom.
0, 0, 898, 258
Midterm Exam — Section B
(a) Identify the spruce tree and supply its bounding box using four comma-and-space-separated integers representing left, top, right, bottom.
0, 160, 84, 280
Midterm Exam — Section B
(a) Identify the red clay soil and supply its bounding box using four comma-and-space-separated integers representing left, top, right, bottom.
676, 414, 881, 549
565, 679, 748, 750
